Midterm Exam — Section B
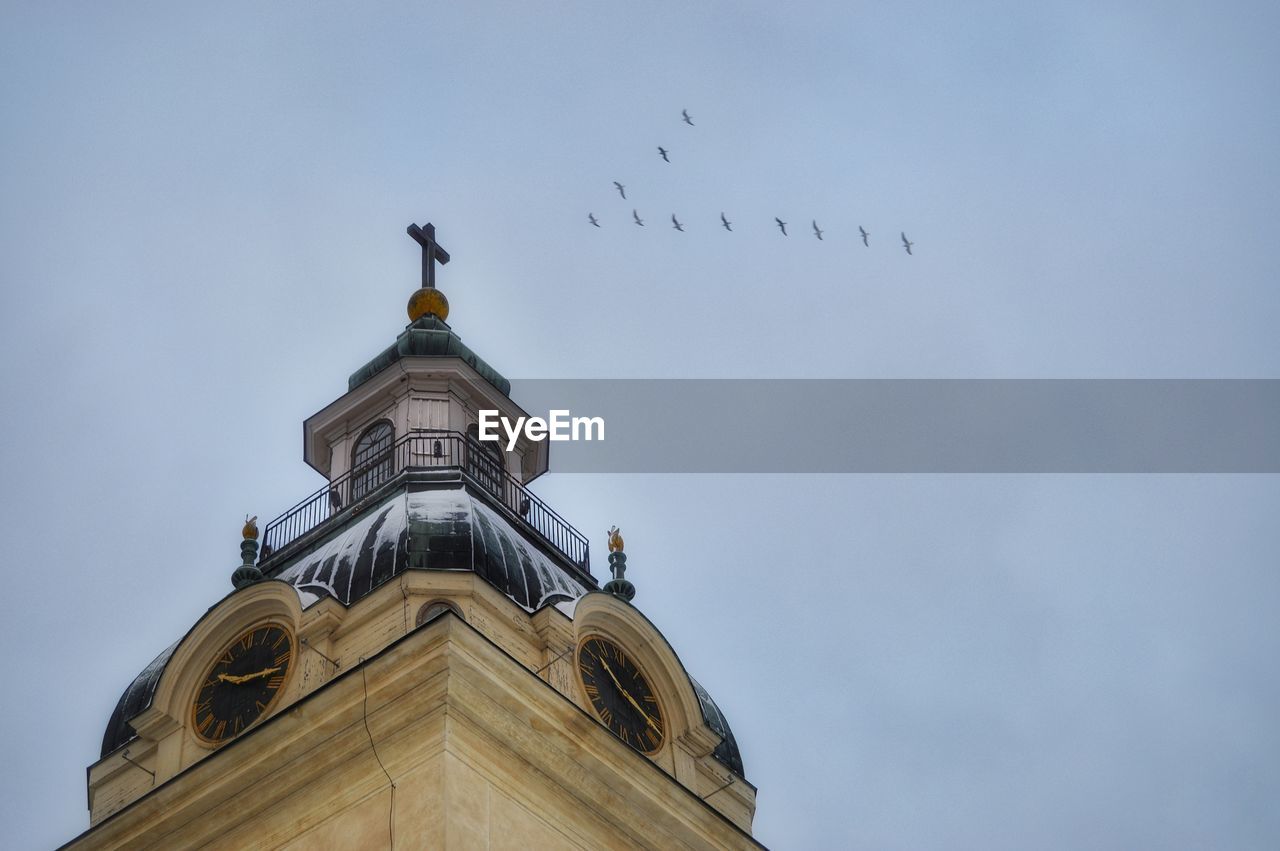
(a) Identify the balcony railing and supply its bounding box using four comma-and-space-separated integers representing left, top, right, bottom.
258, 430, 590, 575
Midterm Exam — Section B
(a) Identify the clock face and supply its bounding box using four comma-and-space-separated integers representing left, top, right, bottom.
577, 636, 665, 754
192, 624, 294, 745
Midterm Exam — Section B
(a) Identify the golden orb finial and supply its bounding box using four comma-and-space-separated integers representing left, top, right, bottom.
408, 286, 450, 322
242, 515, 259, 541
607, 526, 625, 553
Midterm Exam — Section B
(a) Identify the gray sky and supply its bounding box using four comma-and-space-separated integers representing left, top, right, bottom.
2, 2, 1278, 848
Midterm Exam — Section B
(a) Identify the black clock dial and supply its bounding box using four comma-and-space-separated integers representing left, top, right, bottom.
192, 624, 294, 744
577, 636, 665, 754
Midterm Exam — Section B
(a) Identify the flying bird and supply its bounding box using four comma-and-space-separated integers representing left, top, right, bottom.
812, 220, 824, 240
859, 226, 870, 247
633, 209, 645, 226
658, 146, 670, 162
720, 212, 733, 231
901, 232, 914, 255
775, 217, 788, 236
613, 181, 626, 199
588, 213, 600, 227
672, 214, 684, 232
682, 109, 694, 126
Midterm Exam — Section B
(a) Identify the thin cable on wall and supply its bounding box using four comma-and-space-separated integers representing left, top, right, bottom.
300, 636, 339, 669
701, 772, 736, 801
534, 645, 574, 678
400, 575, 410, 635
362, 661, 396, 850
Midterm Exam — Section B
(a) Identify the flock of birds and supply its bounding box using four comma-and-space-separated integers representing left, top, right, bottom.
589, 109, 916, 255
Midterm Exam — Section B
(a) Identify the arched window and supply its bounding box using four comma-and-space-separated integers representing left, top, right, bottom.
351, 421, 395, 501
415, 599, 463, 627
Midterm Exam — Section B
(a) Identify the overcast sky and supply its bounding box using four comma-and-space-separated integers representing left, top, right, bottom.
2, 2, 1278, 849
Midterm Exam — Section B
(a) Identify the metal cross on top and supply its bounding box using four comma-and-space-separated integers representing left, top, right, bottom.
407, 222, 451, 289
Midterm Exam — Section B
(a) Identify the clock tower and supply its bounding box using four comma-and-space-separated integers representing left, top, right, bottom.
63, 225, 760, 849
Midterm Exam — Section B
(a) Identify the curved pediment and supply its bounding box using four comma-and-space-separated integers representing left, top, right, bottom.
100, 581, 308, 759
572, 592, 746, 779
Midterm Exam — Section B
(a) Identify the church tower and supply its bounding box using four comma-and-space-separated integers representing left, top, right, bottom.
65, 225, 760, 849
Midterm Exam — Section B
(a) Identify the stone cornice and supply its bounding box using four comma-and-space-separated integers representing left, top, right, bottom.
65, 614, 762, 850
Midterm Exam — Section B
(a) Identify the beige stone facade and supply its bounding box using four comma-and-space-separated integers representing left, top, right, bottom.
72, 566, 758, 849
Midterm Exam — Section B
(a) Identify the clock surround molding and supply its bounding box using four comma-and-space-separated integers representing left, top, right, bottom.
189, 621, 297, 747
111, 582, 312, 790
570, 593, 725, 777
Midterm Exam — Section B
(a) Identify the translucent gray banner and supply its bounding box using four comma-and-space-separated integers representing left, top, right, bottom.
496, 380, 1280, 473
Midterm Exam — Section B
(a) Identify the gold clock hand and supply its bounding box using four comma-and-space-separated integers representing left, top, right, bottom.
598, 656, 661, 733
598, 656, 625, 691
619, 686, 663, 733
217, 666, 280, 685
239, 666, 281, 682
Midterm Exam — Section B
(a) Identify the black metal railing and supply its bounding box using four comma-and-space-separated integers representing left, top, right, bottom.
258, 430, 590, 574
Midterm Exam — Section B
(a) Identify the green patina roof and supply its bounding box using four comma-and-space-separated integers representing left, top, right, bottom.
348, 315, 511, 395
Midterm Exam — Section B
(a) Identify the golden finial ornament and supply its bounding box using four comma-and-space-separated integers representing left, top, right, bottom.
603, 526, 634, 601
232, 515, 263, 589
407, 287, 450, 322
